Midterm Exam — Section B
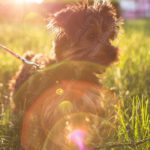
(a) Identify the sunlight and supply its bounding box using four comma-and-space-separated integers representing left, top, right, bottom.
15, 0, 43, 4
68, 129, 88, 150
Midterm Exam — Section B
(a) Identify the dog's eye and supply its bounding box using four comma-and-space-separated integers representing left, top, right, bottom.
86, 32, 97, 41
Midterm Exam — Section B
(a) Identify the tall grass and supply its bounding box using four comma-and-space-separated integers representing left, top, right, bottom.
0, 23, 53, 149
116, 97, 150, 150
102, 20, 150, 149
104, 20, 150, 98
103, 20, 150, 149
0, 20, 150, 149
0, 22, 53, 105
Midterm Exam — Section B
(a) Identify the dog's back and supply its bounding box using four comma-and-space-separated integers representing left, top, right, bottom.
10, 2, 121, 150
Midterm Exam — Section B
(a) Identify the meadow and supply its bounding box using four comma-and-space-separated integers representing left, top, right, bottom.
0, 19, 150, 149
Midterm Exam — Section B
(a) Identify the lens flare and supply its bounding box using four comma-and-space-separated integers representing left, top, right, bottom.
15, 0, 43, 4
42, 113, 98, 150
68, 129, 88, 150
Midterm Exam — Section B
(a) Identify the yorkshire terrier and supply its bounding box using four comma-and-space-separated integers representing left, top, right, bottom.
9, 1, 121, 150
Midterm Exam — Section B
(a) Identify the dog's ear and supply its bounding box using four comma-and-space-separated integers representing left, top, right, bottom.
48, 8, 72, 30
95, 2, 120, 40
48, 5, 87, 37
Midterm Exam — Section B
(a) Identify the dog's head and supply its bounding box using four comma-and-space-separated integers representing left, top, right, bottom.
49, 1, 121, 66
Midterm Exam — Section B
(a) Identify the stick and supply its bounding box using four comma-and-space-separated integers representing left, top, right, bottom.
0, 44, 41, 68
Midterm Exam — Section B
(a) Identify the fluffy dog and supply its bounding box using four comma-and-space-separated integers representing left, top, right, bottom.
10, 1, 120, 94
10, 1, 121, 150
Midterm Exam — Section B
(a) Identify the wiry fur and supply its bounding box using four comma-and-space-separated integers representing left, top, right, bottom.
9, 2, 121, 94
49, 2, 120, 63
9, 2, 121, 150
9, 52, 52, 94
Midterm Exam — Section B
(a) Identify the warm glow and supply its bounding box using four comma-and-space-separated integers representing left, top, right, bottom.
68, 129, 88, 150
15, 0, 43, 4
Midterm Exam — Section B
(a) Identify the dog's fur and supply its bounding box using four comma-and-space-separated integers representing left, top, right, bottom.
9, 2, 120, 94
9, 2, 121, 150
49, 2, 120, 63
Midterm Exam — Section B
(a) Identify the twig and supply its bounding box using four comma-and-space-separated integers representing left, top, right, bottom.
94, 137, 150, 149
0, 44, 41, 68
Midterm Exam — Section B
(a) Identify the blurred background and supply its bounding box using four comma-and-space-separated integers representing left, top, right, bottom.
0, 0, 150, 23
0, 1, 150, 150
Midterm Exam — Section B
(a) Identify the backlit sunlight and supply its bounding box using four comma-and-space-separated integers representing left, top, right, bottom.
15, 0, 43, 4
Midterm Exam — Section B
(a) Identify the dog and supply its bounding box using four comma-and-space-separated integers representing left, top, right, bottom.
9, 1, 121, 150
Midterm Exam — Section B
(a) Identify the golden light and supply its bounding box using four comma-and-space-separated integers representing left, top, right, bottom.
15, 0, 43, 4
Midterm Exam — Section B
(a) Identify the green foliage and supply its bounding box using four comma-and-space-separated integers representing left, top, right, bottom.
102, 19, 150, 149
24, 12, 44, 24
104, 19, 150, 99
0, 20, 150, 149
116, 97, 150, 150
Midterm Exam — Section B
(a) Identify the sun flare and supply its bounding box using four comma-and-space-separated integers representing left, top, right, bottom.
15, 0, 43, 4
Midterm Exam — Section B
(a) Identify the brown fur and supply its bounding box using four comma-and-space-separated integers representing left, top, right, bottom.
9, 2, 121, 94
9, 51, 52, 94
49, 2, 120, 63
9, 2, 121, 150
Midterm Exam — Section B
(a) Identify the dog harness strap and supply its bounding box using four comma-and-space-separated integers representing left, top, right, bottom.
13, 61, 105, 115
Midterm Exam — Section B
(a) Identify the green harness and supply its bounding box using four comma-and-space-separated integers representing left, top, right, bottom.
13, 61, 105, 114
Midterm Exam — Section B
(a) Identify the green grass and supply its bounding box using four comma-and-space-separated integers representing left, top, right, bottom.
104, 19, 150, 98
0, 22, 53, 106
103, 19, 150, 149
0, 22, 53, 149
0, 22, 53, 76
0, 20, 150, 149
